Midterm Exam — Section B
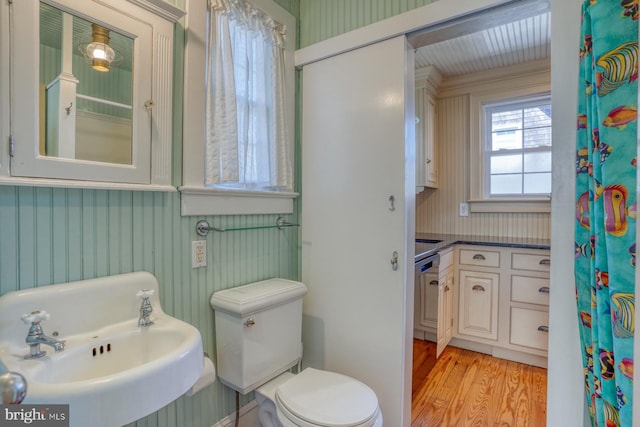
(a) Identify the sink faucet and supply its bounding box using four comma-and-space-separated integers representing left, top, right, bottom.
21, 311, 65, 359
137, 289, 154, 327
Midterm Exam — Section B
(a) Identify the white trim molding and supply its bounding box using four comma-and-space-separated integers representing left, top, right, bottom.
295, 0, 526, 67
179, 186, 297, 216
126, 0, 185, 22
464, 62, 551, 213
469, 199, 551, 213
182, 0, 297, 216
211, 400, 259, 427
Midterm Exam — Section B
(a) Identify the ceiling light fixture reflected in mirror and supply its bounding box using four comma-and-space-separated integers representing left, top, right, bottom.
86, 24, 116, 72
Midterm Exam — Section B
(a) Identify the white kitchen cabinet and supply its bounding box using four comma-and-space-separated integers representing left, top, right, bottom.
458, 269, 499, 341
415, 244, 550, 366
453, 245, 550, 368
510, 307, 549, 351
415, 271, 439, 330
438, 256, 455, 356
414, 247, 454, 357
415, 66, 441, 192
507, 249, 550, 356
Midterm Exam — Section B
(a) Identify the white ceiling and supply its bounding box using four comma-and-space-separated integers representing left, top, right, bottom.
414, 10, 551, 77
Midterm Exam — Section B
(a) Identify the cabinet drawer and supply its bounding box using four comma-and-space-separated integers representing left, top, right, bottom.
510, 307, 549, 351
511, 252, 551, 272
459, 249, 500, 268
439, 248, 454, 269
511, 275, 550, 306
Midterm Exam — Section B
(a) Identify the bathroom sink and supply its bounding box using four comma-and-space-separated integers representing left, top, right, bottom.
0, 272, 204, 427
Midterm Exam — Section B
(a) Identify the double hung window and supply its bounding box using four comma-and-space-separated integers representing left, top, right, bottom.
181, 0, 296, 215
483, 97, 552, 197
205, 0, 292, 191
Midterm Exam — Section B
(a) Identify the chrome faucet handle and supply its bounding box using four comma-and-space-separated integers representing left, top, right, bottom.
137, 289, 154, 327
21, 310, 50, 325
136, 289, 154, 299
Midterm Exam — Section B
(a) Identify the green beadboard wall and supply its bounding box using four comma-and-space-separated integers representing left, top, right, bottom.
299, 0, 439, 47
1, 0, 437, 425
0, 187, 299, 426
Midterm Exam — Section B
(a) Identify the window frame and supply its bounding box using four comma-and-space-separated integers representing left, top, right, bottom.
469, 84, 552, 213
483, 96, 552, 198
180, 0, 297, 216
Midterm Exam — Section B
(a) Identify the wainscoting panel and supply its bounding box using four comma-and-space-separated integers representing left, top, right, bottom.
299, 0, 438, 47
416, 94, 551, 239
0, 185, 299, 426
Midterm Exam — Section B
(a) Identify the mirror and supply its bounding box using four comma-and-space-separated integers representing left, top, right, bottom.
5, 0, 178, 187
39, 2, 134, 165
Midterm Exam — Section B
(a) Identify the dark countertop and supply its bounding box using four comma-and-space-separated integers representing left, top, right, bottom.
415, 232, 551, 262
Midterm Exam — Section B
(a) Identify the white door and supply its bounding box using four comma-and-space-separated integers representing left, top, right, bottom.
301, 36, 415, 426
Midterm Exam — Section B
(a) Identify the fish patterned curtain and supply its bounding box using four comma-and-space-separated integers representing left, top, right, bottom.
575, 1, 637, 426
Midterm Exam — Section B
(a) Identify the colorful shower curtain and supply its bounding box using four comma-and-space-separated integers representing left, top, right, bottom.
575, 1, 637, 426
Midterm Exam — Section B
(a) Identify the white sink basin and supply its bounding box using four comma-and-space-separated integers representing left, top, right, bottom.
0, 272, 204, 426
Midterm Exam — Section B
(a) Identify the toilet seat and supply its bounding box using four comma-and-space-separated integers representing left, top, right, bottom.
275, 368, 380, 427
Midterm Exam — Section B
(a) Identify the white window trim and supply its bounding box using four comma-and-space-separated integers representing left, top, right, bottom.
181, 0, 297, 216
469, 83, 551, 214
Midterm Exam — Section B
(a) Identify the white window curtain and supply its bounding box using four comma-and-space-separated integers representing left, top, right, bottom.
205, 0, 292, 191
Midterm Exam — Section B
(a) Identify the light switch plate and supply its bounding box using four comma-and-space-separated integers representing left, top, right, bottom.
192, 240, 207, 268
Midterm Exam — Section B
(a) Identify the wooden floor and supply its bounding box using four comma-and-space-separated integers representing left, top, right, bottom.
412, 339, 548, 427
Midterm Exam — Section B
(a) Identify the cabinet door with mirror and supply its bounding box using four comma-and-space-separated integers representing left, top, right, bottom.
2, 0, 180, 187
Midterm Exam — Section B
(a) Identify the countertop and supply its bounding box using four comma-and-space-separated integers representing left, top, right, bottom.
415, 233, 551, 262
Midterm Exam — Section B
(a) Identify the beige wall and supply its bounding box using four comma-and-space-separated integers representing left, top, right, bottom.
416, 59, 551, 239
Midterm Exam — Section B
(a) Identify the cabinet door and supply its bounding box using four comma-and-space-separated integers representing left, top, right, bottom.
415, 90, 438, 190
437, 267, 454, 356
423, 93, 438, 187
417, 272, 439, 329
459, 270, 499, 340
445, 269, 455, 343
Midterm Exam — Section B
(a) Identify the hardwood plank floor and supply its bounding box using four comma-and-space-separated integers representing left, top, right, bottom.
412, 339, 548, 427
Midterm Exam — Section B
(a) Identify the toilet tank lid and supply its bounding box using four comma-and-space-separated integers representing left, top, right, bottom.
210, 278, 307, 316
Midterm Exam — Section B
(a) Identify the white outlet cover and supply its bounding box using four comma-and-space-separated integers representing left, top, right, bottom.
459, 203, 469, 217
192, 240, 207, 268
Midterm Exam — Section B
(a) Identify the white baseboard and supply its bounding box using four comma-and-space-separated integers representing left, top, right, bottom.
212, 400, 259, 427
492, 347, 548, 368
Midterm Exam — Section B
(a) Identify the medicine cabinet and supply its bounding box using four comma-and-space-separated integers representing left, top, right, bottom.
0, 0, 183, 188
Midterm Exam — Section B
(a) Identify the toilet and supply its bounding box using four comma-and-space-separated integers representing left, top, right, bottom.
210, 278, 383, 427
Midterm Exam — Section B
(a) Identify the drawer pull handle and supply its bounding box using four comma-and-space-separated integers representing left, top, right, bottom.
539, 259, 551, 266
429, 280, 439, 286
444, 285, 450, 292
537, 325, 549, 333
538, 287, 550, 294
472, 285, 485, 292
472, 254, 486, 260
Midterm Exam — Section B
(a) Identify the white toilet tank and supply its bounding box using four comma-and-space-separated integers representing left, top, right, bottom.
210, 278, 307, 394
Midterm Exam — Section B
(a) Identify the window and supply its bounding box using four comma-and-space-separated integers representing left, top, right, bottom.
484, 97, 552, 197
468, 83, 552, 213
181, 0, 297, 215
205, 0, 292, 191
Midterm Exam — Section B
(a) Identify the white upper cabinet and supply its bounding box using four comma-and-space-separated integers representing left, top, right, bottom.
415, 66, 441, 192
0, 0, 182, 189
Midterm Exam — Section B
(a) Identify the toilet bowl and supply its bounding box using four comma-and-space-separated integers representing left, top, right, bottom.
210, 279, 383, 427
255, 368, 383, 427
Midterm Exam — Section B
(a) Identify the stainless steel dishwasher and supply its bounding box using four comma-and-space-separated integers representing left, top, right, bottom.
415, 251, 440, 277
